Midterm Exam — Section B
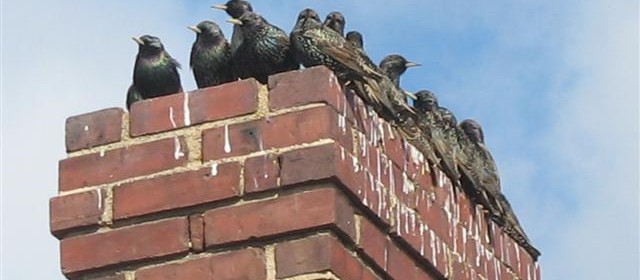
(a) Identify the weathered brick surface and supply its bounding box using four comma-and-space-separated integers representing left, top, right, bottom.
188, 214, 205, 253
275, 234, 363, 279
203, 186, 356, 247
59, 137, 188, 191
135, 248, 266, 280
189, 78, 260, 125
60, 218, 189, 275
130, 92, 188, 136
50, 189, 104, 236
358, 218, 387, 271
112, 163, 240, 220
65, 108, 124, 152
201, 105, 350, 161
90, 274, 126, 280
244, 153, 280, 193
268, 66, 341, 112
54, 68, 539, 280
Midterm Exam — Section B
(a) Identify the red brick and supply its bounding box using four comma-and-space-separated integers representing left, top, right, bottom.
136, 248, 266, 280
112, 163, 240, 220
50, 189, 104, 237
268, 66, 341, 112
203, 186, 355, 247
451, 260, 470, 280
90, 274, 126, 280
130, 92, 188, 137
361, 268, 382, 280
415, 267, 437, 280
189, 214, 204, 253
387, 240, 416, 280
189, 79, 260, 125
201, 120, 261, 160
261, 106, 340, 149
61, 218, 189, 276
358, 217, 387, 271
59, 137, 188, 191
244, 153, 279, 193
65, 108, 124, 152
202, 106, 344, 161
279, 143, 339, 186
275, 234, 362, 279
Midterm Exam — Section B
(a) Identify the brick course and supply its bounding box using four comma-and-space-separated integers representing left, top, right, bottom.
51, 67, 539, 279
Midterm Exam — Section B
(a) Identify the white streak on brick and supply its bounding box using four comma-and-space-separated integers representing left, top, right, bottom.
84, 125, 89, 131
183, 93, 191, 126
96, 189, 102, 210
173, 137, 185, 160
210, 163, 218, 176
169, 107, 177, 128
223, 124, 231, 153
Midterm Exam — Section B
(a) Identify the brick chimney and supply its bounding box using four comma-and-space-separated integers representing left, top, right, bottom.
50, 66, 540, 280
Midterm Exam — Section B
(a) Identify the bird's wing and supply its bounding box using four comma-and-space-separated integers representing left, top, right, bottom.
302, 28, 383, 79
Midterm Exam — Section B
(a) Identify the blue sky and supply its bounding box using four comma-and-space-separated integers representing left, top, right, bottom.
1, 1, 638, 279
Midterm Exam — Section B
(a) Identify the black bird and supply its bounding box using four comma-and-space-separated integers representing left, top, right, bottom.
346, 31, 364, 49
290, 8, 322, 67
458, 119, 502, 216
323, 12, 346, 36
290, 9, 389, 111
213, 0, 254, 55
378, 54, 420, 120
127, 35, 182, 109
189, 21, 234, 88
379, 54, 420, 102
458, 119, 540, 259
227, 12, 298, 83
414, 90, 460, 182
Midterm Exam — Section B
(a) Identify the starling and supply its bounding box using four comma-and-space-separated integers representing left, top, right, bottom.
290, 8, 322, 62
457, 119, 502, 217
458, 118, 539, 260
414, 90, 460, 182
127, 35, 182, 109
379, 54, 420, 102
227, 12, 299, 84
212, 0, 254, 55
345, 31, 364, 49
189, 21, 234, 88
290, 10, 390, 113
323, 12, 346, 36
379, 54, 420, 88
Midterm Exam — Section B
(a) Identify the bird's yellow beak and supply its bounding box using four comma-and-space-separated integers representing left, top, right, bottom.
226, 18, 243, 25
212, 4, 228, 10
188, 26, 202, 33
132, 37, 144, 45
405, 62, 421, 68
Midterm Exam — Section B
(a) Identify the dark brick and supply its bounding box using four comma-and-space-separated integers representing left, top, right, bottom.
50, 189, 104, 237
61, 218, 189, 276
203, 186, 356, 247
130, 92, 188, 137
90, 274, 126, 280
59, 137, 188, 191
279, 143, 339, 186
135, 248, 266, 280
65, 108, 124, 152
189, 79, 260, 125
244, 153, 280, 193
112, 163, 240, 220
